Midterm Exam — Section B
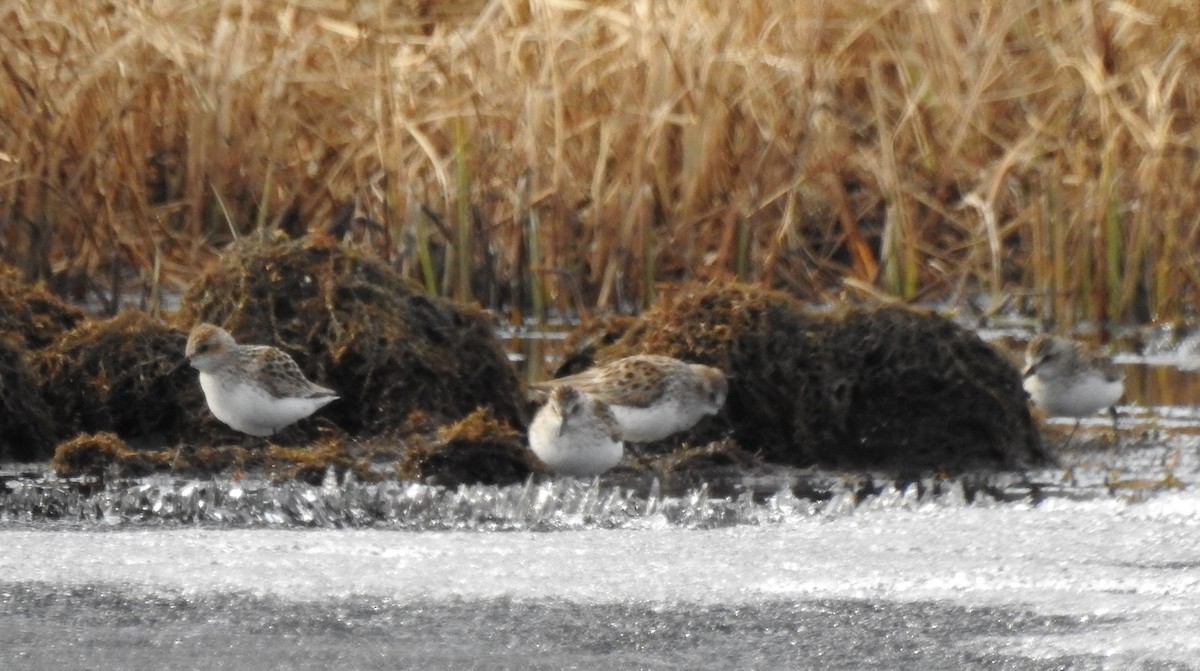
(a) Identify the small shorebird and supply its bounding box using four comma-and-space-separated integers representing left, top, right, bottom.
531, 354, 727, 443
1022, 334, 1124, 436
527, 386, 624, 476
183, 323, 338, 437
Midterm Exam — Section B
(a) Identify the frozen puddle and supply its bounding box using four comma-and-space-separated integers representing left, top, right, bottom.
3, 487, 1200, 669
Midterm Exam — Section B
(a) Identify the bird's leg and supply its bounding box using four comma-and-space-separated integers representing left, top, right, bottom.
170, 442, 191, 472
1061, 418, 1081, 450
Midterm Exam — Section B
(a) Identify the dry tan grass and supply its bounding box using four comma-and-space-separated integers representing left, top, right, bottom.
3, 0, 1200, 324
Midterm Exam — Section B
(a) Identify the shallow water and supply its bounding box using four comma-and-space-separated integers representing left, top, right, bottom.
5, 328, 1200, 669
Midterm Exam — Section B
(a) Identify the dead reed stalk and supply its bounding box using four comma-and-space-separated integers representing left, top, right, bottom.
2, 0, 1200, 325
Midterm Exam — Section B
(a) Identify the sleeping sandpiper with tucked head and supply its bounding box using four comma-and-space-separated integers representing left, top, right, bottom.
531, 354, 727, 443
1022, 334, 1124, 419
184, 323, 338, 437
528, 386, 624, 476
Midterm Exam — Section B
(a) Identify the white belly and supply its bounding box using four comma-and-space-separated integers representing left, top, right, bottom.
528, 408, 623, 477
1024, 374, 1124, 418
608, 399, 706, 443
199, 373, 335, 436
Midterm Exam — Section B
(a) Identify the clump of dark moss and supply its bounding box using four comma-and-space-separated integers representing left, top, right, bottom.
50, 432, 158, 478
632, 439, 767, 499
269, 438, 357, 484
398, 407, 535, 487
0, 263, 84, 351
167, 444, 272, 477
553, 314, 640, 377
655, 439, 763, 473
180, 445, 250, 474
35, 310, 204, 446
176, 235, 524, 436
597, 283, 1046, 472
813, 306, 1045, 470
0, 338, 57, 461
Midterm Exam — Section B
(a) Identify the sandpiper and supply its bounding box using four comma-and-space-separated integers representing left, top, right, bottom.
527, 386, 624, 476
532, 354, 727, 443
183, 323, 338, 437
1022, 334, 1124, 420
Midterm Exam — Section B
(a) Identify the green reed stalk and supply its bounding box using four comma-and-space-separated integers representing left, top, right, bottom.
454, 117, 472, 303
642, 226, 655, 311
527, 207, 545, 327
903, 215, 919, 300
410, 198, 439, 295
882, 217, 901, 298
211, 184, 238, 239
1157, 219, 1174, 320
1080, 227, 1095, 323
1103, 198, 1123, 321
523, 185, 546, 384
736, 214, 751, 282
1043, 182, 1066, 324
882, 204, 915, 298
255, 159, 274, 233
1025, 202, 1045, 322
147, 243, 163, 319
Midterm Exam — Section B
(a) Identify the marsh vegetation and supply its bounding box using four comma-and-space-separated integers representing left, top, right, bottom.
4, 0, 1198, 326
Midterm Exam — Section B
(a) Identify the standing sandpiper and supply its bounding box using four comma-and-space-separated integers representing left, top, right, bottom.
527, 386, 624, 476
183, 323, 338, 437
1022, 334, 1124, 427
531, 354, 727, 443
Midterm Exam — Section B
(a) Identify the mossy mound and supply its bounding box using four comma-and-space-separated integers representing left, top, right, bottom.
398, 408, 535, 487
598, 283, 1046, 472
36, 311, 203, 445
553, 314, 640, 377
268, 438, 362, 484
49, 432, 380, 483
810, 306, 1044, 470
655, 439, 763, 473
0, 263, 84, 350
50, 432, 159, 478
176, 235, 524, 435
0, 338, 57, 461
173, 445, 268, 475
638, 439, 768, 500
